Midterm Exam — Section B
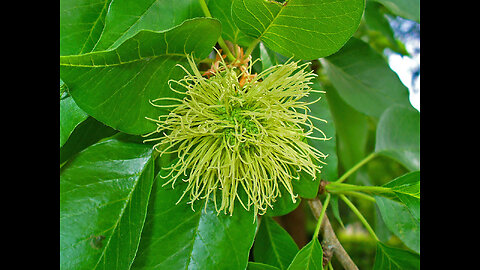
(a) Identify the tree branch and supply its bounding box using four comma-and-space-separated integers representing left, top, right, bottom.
308, 197, 359, 270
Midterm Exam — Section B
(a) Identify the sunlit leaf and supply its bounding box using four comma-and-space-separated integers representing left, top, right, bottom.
232, 0, 365, 60
60, 18, 221, 135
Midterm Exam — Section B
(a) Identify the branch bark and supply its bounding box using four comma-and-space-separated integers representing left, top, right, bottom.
308, 198, 359, 270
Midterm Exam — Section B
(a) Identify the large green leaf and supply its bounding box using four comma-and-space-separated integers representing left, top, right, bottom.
375, 105, 420, 171
324, 84, 368, 181
60, 18, 221, 135
231, 0, 365, 60
308, 80, 338, 183
375, 195, 419, 254
383, 171, 420, 221
60, 0, 113, 55
254, 217, 299, 269
289, 80, 337, 199
131, 173, 257, 270
287, 238, 323, 270
322, 37, 411, 118
60, 139, 154, 270
373, 242, 420, 270
93, 0, 205, 51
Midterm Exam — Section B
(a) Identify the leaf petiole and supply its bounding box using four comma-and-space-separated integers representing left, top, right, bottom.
328, 190, 376, 203
198, 0, 236, 61
326, 182, 393, 194
313, 193, 331, 240
336, 152, 378, 183
339, 194, 379, 241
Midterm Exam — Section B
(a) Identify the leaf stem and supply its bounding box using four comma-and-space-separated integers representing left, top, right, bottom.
328, 190, 376, 203
326, 182, 393, 194
313, 193, 331, 240
336, 152, 378, 183
339, 194, 379, 242
198, 0, 236, 62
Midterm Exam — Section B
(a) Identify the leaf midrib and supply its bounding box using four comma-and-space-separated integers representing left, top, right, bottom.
92, 156, 152, 270
59, 52, 187, 68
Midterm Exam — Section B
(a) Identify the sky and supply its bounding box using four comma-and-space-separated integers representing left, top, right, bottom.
384, 16, 420, 111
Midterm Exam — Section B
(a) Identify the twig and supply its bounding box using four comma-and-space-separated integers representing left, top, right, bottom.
308, 197, 359, 270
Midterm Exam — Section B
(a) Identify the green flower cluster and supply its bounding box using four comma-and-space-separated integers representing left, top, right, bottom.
144, 54, 328, 216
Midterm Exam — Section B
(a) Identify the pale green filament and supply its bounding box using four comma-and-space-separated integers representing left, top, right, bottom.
144, 54, 329, 217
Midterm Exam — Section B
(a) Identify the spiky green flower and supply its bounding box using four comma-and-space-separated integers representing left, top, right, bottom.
144, 54, 328, 216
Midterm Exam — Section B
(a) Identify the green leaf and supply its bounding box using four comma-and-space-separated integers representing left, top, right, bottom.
329, 195, 345, 228
265, 187, 301, 217
60, 95, 88, 147
248, 262, 281, 270
60, 117, 118, 164
375, 105, 420, 171
258, 42, 281, 70
287, 238, 323, 270
290, 80, 338, 199
94, 0, 205, 51
373, 242, 420, 270
209, 0, 255, 47
375, 195, 419, 254
370, 0, 420, 22
60, 0, 113, 55
324, 84, 368, 181
254, 217, 299, 269
231, 0, 365, 60
60, 138, 154, 270
131, 174, 257, 270
308, 80, 338, 183
322, 37, 411, 118
383, 171, 420, 221
60, 18, 221, 135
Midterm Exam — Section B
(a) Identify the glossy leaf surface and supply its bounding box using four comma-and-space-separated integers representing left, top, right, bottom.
131, 174, 257, 270
60, 139, 154, 270
287, 238, 323, 270
254, 217, 299, 269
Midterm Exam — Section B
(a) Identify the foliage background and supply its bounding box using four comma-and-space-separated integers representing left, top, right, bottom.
60, 0, 420, 269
